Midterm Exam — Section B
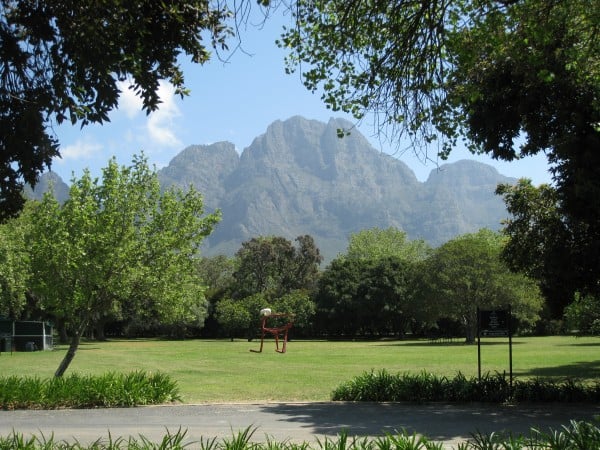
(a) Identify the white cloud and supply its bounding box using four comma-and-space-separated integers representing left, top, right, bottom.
117, 81, 143, 119
116, 80, 182, 149
145, 81, 182, 148
58, 138, 104, 162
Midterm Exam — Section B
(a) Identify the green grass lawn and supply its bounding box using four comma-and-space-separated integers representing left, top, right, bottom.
1, 336, 598, 403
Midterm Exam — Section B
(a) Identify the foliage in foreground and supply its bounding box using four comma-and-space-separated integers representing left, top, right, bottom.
2, 421, 600, 449
0, 371, 180, 410
331, 370, 600, 403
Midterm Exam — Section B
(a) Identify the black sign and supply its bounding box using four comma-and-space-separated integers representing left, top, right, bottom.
479, 309, 509, 337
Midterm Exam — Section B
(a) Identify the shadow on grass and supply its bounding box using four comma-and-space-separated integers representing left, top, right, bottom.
559, 341, 600, 347
518, 360, 600, 379
258, 402, 600, 443
374, 340, 525, 347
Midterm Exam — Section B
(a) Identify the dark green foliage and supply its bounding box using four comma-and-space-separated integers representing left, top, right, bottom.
331, 369, 600, 404
0, 0, 234, 220
232, 235, 322, 300
497, 180, 590, 318
0, 371, 181, 410
315, 256, 418, 337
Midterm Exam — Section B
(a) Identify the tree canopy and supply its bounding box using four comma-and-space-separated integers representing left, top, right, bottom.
280, 0, 600, 291
25, 155, 220, 376
0, 207, 30, 318
346, 227, 430, 262
421, 229, 543, 342
496, 179, 595, 317
0, 0, 233, 220
232, 235, 322, 299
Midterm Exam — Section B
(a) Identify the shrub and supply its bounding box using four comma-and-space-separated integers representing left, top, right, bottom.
0, 371, 181, 410
331, 370, 600, 404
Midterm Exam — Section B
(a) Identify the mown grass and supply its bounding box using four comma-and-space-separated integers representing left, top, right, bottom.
0, 336, 598, 403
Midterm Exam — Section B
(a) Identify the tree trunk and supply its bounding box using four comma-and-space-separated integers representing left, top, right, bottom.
464, 320, 476, 344
54, 321, 86, 377
94, 317, 107, 341
57, 319, 69, 344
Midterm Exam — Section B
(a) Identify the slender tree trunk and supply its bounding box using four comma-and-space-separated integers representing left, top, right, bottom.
54, 321, 86, 377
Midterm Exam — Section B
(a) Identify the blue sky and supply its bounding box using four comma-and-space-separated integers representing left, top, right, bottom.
52, 10, 553, 187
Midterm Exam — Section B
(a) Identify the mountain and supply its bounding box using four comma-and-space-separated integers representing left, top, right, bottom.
26, 116, 514, 262
24, 171, 70, 204
157, 116, 515, 260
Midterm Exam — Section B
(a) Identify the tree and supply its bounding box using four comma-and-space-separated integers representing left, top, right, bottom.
496, 179, 584, 318
422, 229, 543, 343
0, 0, 234, 220
564, 293, 600, 336
26, 155, 220, 376
197, 255, 236, 301
315, 255, 417, 337
346, 227, 431, 262
280, 0, 600, 291
0, 207, 30, 318
315, 257, 363, 336
215, 296, 257, 341
232, 235, 322, 299
196, 255, 236, 337
215, 290, 316, 340
273, 290, 316, 337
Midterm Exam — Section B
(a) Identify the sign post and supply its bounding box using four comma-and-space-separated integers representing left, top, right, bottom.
477, 306, 513, 388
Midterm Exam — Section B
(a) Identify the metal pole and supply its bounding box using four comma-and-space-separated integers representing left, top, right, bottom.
477, 307, 481, 381
508, 305, 513, 390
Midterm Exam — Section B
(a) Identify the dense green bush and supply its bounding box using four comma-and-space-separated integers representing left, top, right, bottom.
2, 421, 600, 449
331, 369, 600, 403
0, 371, 181, 410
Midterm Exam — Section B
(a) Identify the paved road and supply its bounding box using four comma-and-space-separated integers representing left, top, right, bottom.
1, 403, 599, 448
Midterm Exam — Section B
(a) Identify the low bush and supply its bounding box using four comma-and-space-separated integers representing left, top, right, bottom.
331, 369, 600, 403
1, 421, 600, 449
0, 371, 181, 410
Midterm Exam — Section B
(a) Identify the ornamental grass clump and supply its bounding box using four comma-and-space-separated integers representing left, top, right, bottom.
0, 371, 181, 410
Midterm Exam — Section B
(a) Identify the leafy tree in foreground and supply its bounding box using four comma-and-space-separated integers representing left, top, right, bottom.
27, 155, 220, 376
280, 0, 600, 293
0, 208, 31, 318
0, 0, 233, 220
422, 229, 543, 343
496, 180, 584, 318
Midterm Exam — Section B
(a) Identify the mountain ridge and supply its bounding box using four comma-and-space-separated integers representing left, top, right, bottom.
29, 116, 515, 262
158, 116, 514, 260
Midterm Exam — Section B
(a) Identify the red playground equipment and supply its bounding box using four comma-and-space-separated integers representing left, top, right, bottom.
250, 309, 294, 353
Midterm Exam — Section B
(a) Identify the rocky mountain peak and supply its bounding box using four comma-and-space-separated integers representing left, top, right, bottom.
28, 117, 515, 262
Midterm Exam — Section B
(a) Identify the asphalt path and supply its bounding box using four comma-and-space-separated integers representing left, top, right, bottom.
1, 402, 599, 449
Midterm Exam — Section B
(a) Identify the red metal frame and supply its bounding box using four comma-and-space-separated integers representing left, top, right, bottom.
250, 313, 294, 353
